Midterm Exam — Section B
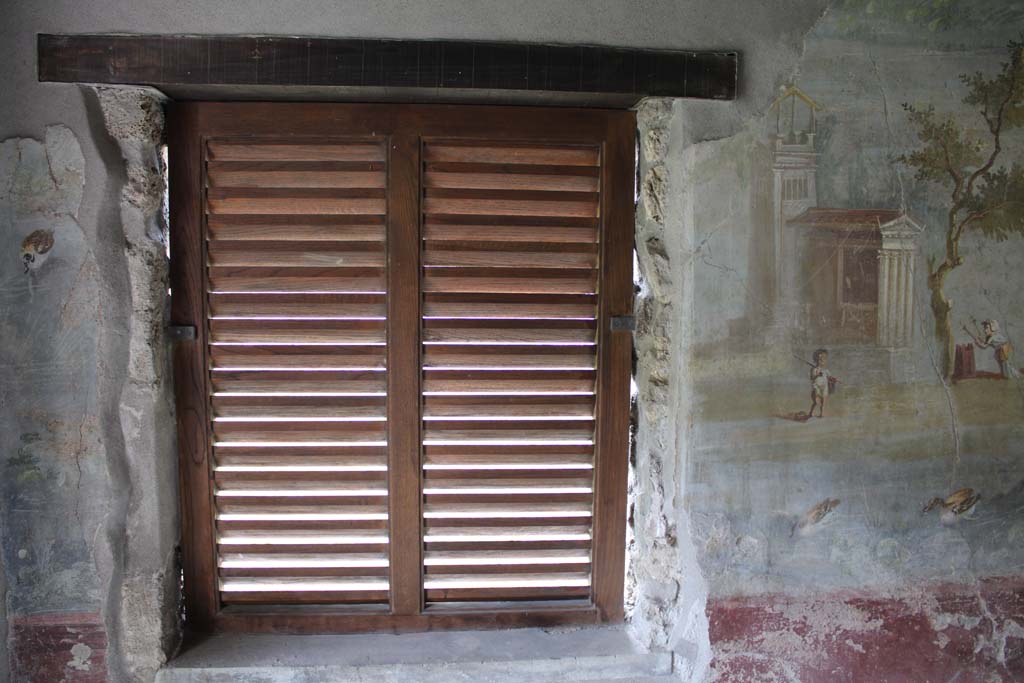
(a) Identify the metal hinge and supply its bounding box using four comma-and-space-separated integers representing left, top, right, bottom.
167, 325, 196, 341
610, 315, 636, 332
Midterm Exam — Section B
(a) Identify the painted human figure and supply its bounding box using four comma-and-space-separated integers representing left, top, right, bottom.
807, 348, 831, 418
964, 319, 1018, 379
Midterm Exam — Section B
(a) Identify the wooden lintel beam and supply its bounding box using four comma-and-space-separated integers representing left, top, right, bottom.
38, 34, 738, 103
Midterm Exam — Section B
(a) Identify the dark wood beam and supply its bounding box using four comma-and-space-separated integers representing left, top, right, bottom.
38, 34, 737, 104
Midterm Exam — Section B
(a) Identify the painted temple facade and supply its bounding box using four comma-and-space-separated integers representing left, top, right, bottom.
757, 86, 923, 374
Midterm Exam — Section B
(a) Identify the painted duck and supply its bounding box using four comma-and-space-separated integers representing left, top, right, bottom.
791, 497, 840, 537
20, 229, 55, 273
923, 487, 980, 523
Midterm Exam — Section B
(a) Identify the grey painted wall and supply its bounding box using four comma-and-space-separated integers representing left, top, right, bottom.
6, 1, 1023, 681
2, 4, 829, 681
0, 550, 6, 683
685, 6, 1024, 599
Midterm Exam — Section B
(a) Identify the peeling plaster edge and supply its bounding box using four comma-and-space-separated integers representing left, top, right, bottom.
789, 3, 833, 101
1, 124, 101, 682
664, 1, 830, 148
707, 573, 1024, 606
0, 527, 8, 683
86, 84, 181, 683
621, 10, 847, 678
627, 98, 713, 682
666, 100, 713, 682
80, 83, 136, 683
707, 575, 1024, 677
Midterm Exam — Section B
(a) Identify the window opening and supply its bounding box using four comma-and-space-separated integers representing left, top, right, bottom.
169, 103, 634, 632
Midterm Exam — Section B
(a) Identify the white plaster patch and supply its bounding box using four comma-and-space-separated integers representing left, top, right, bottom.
775, 598, 885, 639
929, 608, 982, 634
1, 125, 87, 295
67, 642, 92, 671
3, 126, 84, 223
875, 537, 910, 568
708, 644, 802, 683
44, 125, 85, 217
709, 596, 886, 682
735, 535, 764, 564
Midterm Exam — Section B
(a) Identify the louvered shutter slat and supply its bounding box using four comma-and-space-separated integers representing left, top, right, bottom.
209, 267, 385, 294
208, 216, 386, 242
208, 142, 386, 161
205, 140, 391, 606
423, 270, 598, 294
211, 292, 385, 315
424, 222, 598, 244
209, 195, 386, 216
209, 241, 386, 268
423, 144, 599, 165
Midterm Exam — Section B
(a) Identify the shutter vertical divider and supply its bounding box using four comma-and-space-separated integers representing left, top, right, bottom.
590, 121, 634, 621
169, 104, 219, 629
386, 133, 425, 615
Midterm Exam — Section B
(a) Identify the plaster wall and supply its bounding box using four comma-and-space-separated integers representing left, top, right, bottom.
630, 98, 707, 671
4, 1, 1024, 683
0, 552, 6, 683
683, 5, 1024, 681
688, 5, 1024, 587
2, 3, 828, 682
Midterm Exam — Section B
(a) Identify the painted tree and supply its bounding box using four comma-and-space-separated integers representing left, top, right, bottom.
899, 38, 1024, 378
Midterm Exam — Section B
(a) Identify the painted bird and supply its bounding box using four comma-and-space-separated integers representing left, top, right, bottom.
20, 229, 55, 273
923, 488, 980, 523
791, 497, 840, 537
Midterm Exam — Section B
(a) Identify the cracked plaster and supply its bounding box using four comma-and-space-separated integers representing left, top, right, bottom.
90, 85, 180, 683
3, 0, 838, 678
0, 88, 178, 682
0, 122, 109, 681
6, 2, 1024, 682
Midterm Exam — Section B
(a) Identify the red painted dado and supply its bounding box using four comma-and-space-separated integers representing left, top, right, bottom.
708, 576, 1024, 682
9, 611, 108, 683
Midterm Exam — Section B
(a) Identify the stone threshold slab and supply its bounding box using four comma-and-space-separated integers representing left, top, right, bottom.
157, 626, 673, 683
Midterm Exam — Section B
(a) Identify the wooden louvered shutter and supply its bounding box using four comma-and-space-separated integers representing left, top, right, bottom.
420, 142, 602, 603
206, 140, 392, 606
170, 104, 634, 632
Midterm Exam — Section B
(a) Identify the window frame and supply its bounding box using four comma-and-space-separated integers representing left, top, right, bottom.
168, 102, 635, 634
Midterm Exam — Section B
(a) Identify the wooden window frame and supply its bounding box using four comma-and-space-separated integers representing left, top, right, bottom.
169, 102, 635, 634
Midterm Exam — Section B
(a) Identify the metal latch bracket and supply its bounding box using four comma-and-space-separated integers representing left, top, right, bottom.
610, 315, 636, 332
167, 325, 197, 341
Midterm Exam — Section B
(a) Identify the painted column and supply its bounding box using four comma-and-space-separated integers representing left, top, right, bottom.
769, 133, 817, 335
900, 251, 913, 346
894, 252, 907, 345
877, 250, 890, 346
887, 252, 899, 346
877, 215, 924, 349
909, 252, 917, 344
772, 167, 785, 301
877, 248, 914, 347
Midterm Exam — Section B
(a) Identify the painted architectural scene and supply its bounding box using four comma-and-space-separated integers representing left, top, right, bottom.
684, 7, 1024, 678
